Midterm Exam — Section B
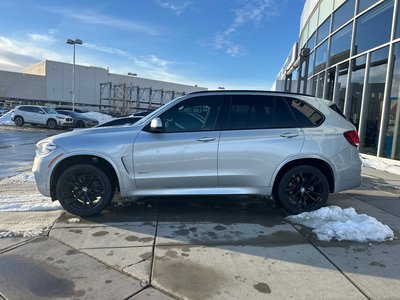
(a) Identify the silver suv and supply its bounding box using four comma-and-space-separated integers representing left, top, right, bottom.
11, 105, 73, 129
33, 91, 362, 216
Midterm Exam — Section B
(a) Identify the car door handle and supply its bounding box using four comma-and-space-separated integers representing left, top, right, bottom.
280, 133, 298, 138
197, 137, 216, 142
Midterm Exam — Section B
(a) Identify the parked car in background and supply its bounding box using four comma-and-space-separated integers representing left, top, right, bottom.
56, 109, 99, 128
96, 116, 142, 127
11, 105, 73, 129
33, 90, 362, 217
0, 108, 9, 117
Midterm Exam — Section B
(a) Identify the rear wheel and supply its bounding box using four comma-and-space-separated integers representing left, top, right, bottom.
77, 120, 85, 128
47, 119, 57, 129
56, 164, 114, 217
14, 116, 24, 126
277, 165, 329, 214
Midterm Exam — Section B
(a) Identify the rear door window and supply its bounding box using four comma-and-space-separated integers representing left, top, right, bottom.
225, 95, 298, 130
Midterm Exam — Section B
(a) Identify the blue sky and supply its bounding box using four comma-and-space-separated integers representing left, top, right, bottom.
0, 0, 305, 89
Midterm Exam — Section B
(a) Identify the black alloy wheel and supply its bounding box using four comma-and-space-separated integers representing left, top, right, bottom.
277, 165, 329, 214
14, 116, 24, 126
47, 119, 57, 129
77, 120, 85, 128
56, 164, 114, 217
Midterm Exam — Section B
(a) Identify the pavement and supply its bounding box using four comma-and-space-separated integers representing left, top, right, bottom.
0, 166, 399, 300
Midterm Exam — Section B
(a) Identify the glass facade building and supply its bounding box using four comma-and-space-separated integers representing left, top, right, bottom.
276, 0, 400, 161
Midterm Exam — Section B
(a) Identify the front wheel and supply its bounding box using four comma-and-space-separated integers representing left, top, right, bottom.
277, 165, 329, 214
14, 116, 24, 126
56, 164, 114, 217
47, 119, 57, 129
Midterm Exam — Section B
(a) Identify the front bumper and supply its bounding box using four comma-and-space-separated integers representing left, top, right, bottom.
32, 148, 65, 198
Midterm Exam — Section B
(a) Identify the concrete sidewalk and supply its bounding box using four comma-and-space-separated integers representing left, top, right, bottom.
0, 167, 399, 299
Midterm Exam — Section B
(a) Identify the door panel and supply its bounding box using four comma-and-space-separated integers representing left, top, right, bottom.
218, 129, 304, 187
134, 131, 220, 188
133, 95, 225, 189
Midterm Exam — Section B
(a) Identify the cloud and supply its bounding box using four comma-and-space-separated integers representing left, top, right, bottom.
28, 33, 55, 44
155, 0, 193, 15
0, 36, 65, 71
212, 0, 281, 57
83, 43, 130, 57
45, 8, 159, 35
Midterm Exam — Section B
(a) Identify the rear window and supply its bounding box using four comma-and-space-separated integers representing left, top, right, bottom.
328, 102, 347, 119
285, 98, 324, 127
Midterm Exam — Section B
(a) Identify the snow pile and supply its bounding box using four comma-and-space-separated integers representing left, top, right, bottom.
361, 154, 400, 175
0, 229, 48, 238
82, 112, 114, 124
0, 194, 62, 212
5, 172, 35, 184
0, 111, 13, 125
287, 206, 394, 242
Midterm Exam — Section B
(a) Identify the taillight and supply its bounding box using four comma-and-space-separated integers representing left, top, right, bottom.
343, 130, 359, 147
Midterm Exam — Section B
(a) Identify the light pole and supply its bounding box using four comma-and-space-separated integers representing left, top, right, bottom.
66, 39, 83, 111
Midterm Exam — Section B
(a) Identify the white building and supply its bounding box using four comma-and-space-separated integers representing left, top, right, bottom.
0, 60, 207, 113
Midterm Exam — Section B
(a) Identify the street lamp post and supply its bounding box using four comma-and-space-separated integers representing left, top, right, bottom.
66, 39, 83, 111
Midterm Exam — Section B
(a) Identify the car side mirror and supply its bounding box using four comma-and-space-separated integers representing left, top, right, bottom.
150, 118, 164, 133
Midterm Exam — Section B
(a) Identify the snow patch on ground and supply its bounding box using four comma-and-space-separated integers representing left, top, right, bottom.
4, 172, 35, 184
0, 111, 13, 125
81, 112, 114, 124
0, 194, 62, 212
287, 206, 394, 242
68, 218, 80, 223
0, 229, 47, 238
361, 154, 400, 175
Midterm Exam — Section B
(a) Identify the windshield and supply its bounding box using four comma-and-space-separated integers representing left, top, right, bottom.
60, 111, 80, 117
42, 107, 59, 114
134, 96, 184, 126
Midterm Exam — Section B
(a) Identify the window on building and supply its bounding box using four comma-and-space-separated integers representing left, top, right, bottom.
317, 72, 326, 98
348, 55, 367, 128
316, 17, 331, 45
311, 76, 318, 96
335, 62, 349, 111
329, 22, 352, 66
307, 32, 316, 50
384, 43, 400, 159
314, 40, 328, 74
326, 68, 336, 100
358, 0, 380, 14
359, 47, 389, 155
332, 0, 355, 32
353, 0, 393, 55
395, 1, 400, 38
308, 51, 315, 78
319, 0, 333, 26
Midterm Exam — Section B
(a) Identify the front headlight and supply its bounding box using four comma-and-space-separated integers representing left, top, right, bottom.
56, 116, 65, 119
36, 141, 57, 155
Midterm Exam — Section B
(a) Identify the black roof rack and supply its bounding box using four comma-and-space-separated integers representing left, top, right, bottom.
188, 90, 313, 97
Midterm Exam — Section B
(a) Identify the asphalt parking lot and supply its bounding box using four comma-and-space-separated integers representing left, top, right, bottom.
0, 126, 399, 299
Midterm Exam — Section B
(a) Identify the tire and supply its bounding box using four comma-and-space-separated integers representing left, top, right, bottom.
47, 119, 57, 129
55, 164, 114, 217
277, 165, 329, 214
77, 120, 85, 128
14, 116, 24, 126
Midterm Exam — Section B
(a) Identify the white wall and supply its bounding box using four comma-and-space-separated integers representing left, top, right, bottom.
0, 70, 45, 100
44, 60, 206, 106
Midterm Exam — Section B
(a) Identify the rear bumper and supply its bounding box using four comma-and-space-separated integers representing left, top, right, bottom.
331, 146, 362, 193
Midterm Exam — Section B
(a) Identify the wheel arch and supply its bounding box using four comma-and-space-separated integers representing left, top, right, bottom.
50, 154, 120, 200
272, 158, 335, 196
